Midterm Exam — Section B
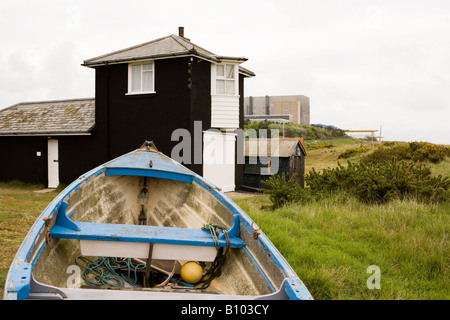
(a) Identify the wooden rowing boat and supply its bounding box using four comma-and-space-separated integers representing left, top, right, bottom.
4, 142, 313, 300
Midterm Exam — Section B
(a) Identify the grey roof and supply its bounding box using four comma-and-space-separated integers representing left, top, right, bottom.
245, 138, 306, 157
0, 98, 95, 136
83, 34, 255, 77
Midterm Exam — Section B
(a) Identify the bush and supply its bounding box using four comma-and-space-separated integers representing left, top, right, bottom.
305, 159, 450, 204
363, 142, 450, 164
311, 126, 328, 139
262, 156, 450, 208
311, 124, 347, 138
261, 173, 313, 209
244, 121, 347, 140
408, 142, 450, 163
306, 126, 317, 139
268, 123, 308, 138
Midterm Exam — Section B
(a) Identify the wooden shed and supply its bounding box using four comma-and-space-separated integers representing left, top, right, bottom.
0, 98, 96, 186
243, 138, 307, 190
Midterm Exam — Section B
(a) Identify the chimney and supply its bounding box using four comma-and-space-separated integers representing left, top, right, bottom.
178, 26, 190, 41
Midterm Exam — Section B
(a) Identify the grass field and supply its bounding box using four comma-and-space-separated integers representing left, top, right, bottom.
0, 139, 449, 300
237, 138, 449, 299
304, 138, 365, 173
235, 194, 449, 299
0, 182, 63, 299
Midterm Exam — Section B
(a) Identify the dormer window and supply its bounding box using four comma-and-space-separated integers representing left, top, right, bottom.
128, 62, 155, 94
214, 63, 237, 95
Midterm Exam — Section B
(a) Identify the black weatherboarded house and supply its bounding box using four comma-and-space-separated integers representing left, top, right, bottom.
0, 28, 254, 190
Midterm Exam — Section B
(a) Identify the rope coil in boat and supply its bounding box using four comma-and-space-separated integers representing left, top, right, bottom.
75, 256, 145, 287
75, 223, 231, 289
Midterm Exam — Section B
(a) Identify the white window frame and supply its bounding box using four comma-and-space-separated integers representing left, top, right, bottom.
211, 63, 238, 96
127, 61, 155, 95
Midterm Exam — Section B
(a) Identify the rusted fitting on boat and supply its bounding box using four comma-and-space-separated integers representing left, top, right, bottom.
251, 222, 261, 240
43, 217, 52, 244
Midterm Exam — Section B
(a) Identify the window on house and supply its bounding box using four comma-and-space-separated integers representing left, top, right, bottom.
216, 64, 235, 95
128, 62, 154, 94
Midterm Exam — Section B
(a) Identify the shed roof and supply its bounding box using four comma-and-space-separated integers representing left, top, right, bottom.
0, 98, 95, 136
245, 138, 306, 157
82, 34, 255, 77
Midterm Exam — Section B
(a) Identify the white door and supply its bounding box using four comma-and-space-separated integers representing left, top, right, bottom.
203, 131, 235, 192
48, 139, 59, 188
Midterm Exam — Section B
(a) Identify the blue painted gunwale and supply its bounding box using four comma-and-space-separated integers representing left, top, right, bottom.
4, 149, 313, 300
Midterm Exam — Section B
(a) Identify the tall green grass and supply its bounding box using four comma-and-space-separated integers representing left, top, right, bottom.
235, 193, 449, 300
0, 182, 60, 299
1, 179, 448, 300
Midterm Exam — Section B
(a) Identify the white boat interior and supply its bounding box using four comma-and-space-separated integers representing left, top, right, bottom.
31, 172, 290, 299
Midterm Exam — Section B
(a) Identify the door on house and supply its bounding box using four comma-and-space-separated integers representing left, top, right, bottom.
203, 131, 236, 192
48, 139, 59, 188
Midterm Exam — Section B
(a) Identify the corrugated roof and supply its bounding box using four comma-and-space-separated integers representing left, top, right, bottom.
82, 34, 255, 77
245, 138, 306, 157
0, 98, 95, 136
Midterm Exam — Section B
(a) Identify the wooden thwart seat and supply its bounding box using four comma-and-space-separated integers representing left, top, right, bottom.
49, 201, 245, 262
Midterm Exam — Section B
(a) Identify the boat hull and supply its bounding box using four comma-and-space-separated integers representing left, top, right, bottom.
4, 148, 313, 300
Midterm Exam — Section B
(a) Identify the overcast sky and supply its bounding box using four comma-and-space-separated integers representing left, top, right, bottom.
1, 0, 449, 144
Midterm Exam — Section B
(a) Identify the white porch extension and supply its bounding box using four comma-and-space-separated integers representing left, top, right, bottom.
203, 62, 243, 192
203, 130, 236, 192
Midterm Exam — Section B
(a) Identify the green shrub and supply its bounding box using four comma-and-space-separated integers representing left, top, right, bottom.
311, 124, 347, 138
268, 123, 308, 138
244, 121, 348, 140
306, 126, 317, 139
363, 142, 450, 164
245, 121, 260, 135
305, 159, 450, 204
261, 173, 313, 209
311, 126, 328, 139
408, 142, 450, 163
261, 173, 298, 208
262, 158, 450, 208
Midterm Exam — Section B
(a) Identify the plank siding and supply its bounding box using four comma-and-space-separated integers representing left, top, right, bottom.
211, 95, 240, 129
